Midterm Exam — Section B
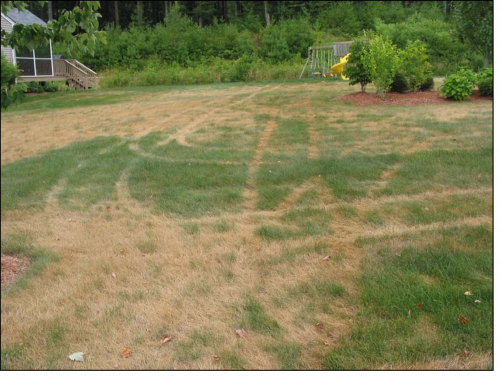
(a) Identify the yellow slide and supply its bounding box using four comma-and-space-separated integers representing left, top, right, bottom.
331, 53, 350, 80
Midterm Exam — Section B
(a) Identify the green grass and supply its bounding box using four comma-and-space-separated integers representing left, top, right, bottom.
264, 342, 302, 369
241, 297, 281, 336
325, 225, 492, 369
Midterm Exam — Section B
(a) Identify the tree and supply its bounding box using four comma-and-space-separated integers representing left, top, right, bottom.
47, 0, 53, 21
452, 1, 493, 67
1, 1, 104, 107
264, 1, 270, 26
114, 1, 120, 26
363, 35, 399, 98
344, 38, 371, 92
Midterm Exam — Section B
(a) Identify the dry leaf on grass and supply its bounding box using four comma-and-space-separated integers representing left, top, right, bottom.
106, 206, 112, 211
160, 334, 172, 345
464, 291, 472, 296
416, 302, 423, 308
408, 310, 412, 317
120, 347, 132, 358
463, 350, 470, 357
235, 329, 247, 338
322, 255, 331, 261
315, 323, 324, 329
458, 315, 469, 325
213, 356, 221, 361
475, 300, 481, 304
111, 272, 117, 279
323, 341, 330, 346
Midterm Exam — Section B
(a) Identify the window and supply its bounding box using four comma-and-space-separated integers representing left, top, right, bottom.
16, 42, 53, 76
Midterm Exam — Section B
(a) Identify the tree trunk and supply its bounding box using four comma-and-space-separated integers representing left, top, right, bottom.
137, 1, 144, 24
361, 84, 366, 93
264, 1, 270, 26
443, 1, 448, 14
47, 1, 53, 21
484, 51, 490, 68
164, 1, 169, 19
114, 1, 120, 26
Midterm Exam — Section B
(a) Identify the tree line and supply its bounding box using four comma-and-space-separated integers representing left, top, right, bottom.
27, 1, 451, 30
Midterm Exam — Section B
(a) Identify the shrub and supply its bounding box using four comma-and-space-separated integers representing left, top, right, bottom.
363, 36, 399, 98
440, 73, 474, 101
25, 81, 44, 93
477, 67, 492, 82
457, 67, 478, 86
1, 54, 24, 109
418, 75, 434, 91
344, 38, 371, 92
478, 78, 493, 97
42, 82, 59, 92
389, 72, 409, 93
399, 40, 432, 91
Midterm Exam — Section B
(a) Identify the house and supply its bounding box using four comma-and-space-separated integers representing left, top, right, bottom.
1, 8, 97, 89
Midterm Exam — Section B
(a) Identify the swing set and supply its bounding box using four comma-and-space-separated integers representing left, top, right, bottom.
299, 41, 352, 79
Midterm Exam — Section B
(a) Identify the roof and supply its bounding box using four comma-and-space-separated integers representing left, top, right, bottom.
5, 8, 46, 26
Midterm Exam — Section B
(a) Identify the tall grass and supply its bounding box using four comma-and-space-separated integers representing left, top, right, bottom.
99, 57, 304, 88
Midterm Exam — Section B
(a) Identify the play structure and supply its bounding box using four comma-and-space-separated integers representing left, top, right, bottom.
299, 41, 352, 79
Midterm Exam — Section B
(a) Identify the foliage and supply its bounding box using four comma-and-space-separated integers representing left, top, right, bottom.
375, 14, 479, 75
318, 1, 361, 37
398, 40, 432, 92
1, 54, 24, 109
344, 38, 371, 92
25, 81, 43, 93
452, 1, 493, 66
362, 36, 399, 98
439, 73, 474, 101
1, 1, 105, 57
477, 68, 493, 97
418, 75, 434, 92
389, 72, 409, 93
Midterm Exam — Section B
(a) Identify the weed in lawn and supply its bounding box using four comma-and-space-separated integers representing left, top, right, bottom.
241, 297, 281, 336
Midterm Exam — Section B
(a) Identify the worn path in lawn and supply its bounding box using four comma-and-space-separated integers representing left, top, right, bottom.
1, 81, 492, 370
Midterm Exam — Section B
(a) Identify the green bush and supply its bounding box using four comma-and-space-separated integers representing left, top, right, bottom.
418, 75, 434, 91
389, 72, 409, 93
363, 36, 399, 98
457, 67, 478, 86
344, 38, 371, 92
440, 73, 474, 101
42, 82, 59, 92
477, 67, 492, 82
375, 14, 477, 75
1, 54, 25, 109
25, 81, 44, 93
399, 40, 432, 91
478, 78, 493, 97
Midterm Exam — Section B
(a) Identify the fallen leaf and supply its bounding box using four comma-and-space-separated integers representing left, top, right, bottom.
68, 352, 84, 362
408, 310, 412, 317
323, 341, 330, 346
322, 255, 331, 261
464, 291, 472, 296
315, 323, 324, 329
121, 347, 132, 358
416, 302, 423, 308
235, 329, 247, 338
213, 356, 221, 361
56, 237, 60, 241
106, 206, 111, 211
114, 364, 118, 369
111, 272, 117, 279
458, 315, 469, 325
475, 300, 481, 304
60, 299, 65, 305
160, 334, 172, 345
463, 350, 470, 357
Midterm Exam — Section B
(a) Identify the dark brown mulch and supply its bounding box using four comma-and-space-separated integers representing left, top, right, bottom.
1, 254, 30, 291
338, 90, 492, 106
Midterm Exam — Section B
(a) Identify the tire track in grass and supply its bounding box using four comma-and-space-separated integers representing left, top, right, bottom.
157, 84, 281, 148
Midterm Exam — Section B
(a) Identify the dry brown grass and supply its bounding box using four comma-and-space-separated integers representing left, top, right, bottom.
0, 80, 492, 370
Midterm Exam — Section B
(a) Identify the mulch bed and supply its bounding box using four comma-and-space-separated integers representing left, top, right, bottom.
1, 254, 30, 291
338, 90, 492, 106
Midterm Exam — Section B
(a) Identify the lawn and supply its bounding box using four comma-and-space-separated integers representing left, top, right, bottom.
0, 79, 492, 369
